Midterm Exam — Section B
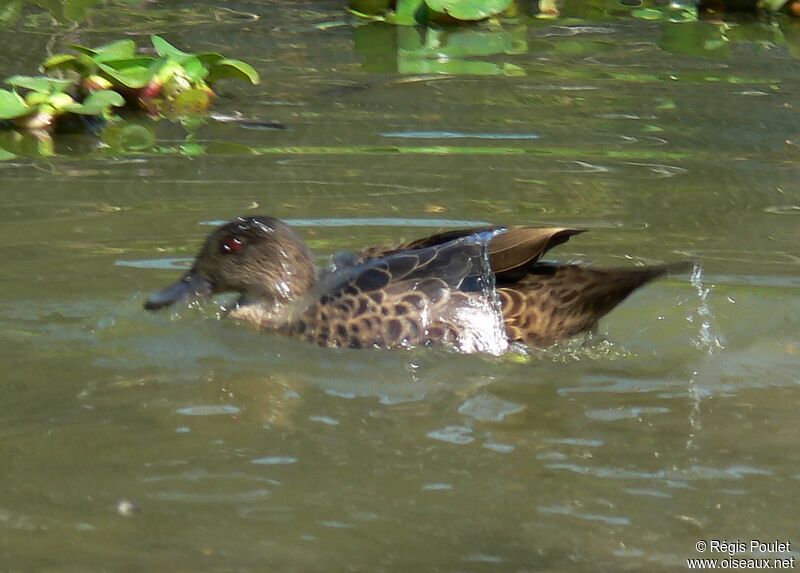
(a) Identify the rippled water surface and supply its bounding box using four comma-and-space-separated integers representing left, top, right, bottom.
1, 1, 800, 571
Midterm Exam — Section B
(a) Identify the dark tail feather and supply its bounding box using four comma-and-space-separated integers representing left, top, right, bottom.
503, 262, 691, 345
583, 262, 690, 313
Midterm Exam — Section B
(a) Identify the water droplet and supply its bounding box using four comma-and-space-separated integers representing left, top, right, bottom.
116, 499, 140, 517
764, 205, 800, 215
309, 415, 339, 426
426, 426, 474, 445
176, 405, 240, 416
422, 482, 453, 491
251, 456, 298, 465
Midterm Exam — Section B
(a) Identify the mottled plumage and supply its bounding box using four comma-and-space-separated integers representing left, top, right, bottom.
144, 216, 686, 353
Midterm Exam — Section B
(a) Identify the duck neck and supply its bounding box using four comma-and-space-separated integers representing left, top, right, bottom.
269, 255, 318, 304
227, 296, 298, 328
231, 259, 319, 329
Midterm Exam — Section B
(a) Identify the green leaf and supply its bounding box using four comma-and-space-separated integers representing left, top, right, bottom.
98, 59, 157, 88
180, 142, 205, 156
423, 0, 512, 21
104, 56, 159, 70
390, 0, 426, 25
24, 92, 50, 106
206, 59, 260, 84
94, 40, 138, 62
347, 7, 387, 20
42, 52, 97, 74
70, 43, 97, 57
196, 53, 226, 68
0, 149, 17, 161
46, 93, 75, 110
632, 8, 663, 20
63, 90, 125, 115
0, 89, 30, 120
41, 53, 76, 70
182, 56, 209, 83
5, 75, 73, 94
151, 35, 191, 62
70, 39, 137, 61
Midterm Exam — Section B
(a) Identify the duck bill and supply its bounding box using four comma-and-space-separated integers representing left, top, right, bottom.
144, 270, 214, 311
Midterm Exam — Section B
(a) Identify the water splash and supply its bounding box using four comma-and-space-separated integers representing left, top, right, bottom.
419, 229, 508, 355
688, 264, 725, 354
686, 264, 725, 450
505, 335, 632, 364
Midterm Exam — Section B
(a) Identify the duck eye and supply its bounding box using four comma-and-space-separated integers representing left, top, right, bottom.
221, 236, 244, 254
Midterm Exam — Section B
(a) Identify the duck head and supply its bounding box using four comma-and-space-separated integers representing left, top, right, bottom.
144, 216, 316, 312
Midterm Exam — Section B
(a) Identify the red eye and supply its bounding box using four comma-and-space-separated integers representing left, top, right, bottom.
222, 236, 244, 254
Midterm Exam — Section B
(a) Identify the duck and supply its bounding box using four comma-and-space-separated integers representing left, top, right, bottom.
144, 216, 687, 354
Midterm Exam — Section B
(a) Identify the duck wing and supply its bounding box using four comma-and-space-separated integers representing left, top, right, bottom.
487, 226, 583, 279
349, 226, 584, 279
289, 232, 509, 353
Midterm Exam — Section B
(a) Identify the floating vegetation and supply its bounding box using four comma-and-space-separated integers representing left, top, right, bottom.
349, 0, 516, 25
42, 36, 259, 114
0, 75, 123, 131
354, 24, 527, 75
631, 4, 697, 22
0, 35, 260, 135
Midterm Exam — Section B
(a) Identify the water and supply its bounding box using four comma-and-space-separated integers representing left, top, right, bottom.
1, 1, 800, 571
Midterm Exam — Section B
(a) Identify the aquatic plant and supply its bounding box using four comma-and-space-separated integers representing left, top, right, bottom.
349, 0, 514, 25
355, 23, 527, 75
42, 36, 260, 112
0, 75, 124, 130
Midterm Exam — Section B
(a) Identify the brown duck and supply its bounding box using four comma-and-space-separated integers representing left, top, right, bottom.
145, 216, 686, 353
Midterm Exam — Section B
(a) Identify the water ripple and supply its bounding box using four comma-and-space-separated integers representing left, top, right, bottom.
538, 504, 631, 526
175, 405, 241, 416
426, 425, 474, 445
380, 131, 539, 140
202, 217, 491, 228
545, 462, 773, 481
149, 489, 271, 503
458, 394, 525, 422
251, 456, 299, 466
